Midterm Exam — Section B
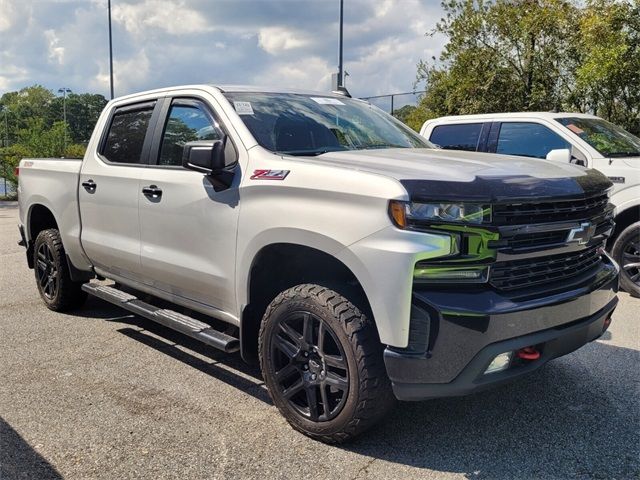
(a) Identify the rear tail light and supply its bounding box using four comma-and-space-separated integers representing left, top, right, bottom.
14, 167, 19, 176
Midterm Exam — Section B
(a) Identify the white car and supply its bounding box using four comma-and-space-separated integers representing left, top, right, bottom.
421, 112, 640, 296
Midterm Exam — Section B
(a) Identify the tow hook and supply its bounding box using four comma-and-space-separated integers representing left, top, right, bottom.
516, 346, 540, 361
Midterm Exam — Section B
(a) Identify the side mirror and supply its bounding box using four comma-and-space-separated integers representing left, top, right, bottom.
545, 148, 572, 164
182, 139, 226, 175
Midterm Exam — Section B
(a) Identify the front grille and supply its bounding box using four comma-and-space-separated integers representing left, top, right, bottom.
493, 194, 609, 225
490, 246, 602, 291
508, 230, 568, 249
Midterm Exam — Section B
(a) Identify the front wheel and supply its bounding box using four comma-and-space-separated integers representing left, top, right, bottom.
259, 284, 395, 443
612, 222, 640, 298
33, 229, 87, 311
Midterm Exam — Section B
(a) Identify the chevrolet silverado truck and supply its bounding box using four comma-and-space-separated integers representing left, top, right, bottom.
18, 85, 619, 443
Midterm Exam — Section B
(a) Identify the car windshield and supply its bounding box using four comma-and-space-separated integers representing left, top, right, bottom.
555, 117, 640, 158
223, 92, 432, 155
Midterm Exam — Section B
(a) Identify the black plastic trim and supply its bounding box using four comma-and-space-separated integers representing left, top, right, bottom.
400, 169, 613, 204
386, 297, 617, 401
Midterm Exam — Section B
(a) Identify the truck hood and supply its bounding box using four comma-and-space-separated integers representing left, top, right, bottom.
299, 148, 612, 202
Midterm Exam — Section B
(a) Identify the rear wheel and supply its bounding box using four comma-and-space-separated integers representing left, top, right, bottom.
259, 284, 395, 443
612, 222, 640, 298
33, 229, 87, 311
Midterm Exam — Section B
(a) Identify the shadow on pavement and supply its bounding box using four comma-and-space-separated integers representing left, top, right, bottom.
0, 417, 62, 480
74, 297, 270, 404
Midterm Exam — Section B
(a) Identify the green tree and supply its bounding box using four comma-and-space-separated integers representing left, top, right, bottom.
413, 0, 640, 134
574, 0, 640, 133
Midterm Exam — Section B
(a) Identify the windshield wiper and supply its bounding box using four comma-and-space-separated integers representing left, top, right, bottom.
277, 147, 346, 157
362, 144, 408, 150
609, 151, 640, 158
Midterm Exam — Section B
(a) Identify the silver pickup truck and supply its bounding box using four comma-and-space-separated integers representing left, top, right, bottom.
18, 85, 619, 442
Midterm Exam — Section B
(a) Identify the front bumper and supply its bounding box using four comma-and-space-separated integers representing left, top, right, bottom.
384, 255, 619, 401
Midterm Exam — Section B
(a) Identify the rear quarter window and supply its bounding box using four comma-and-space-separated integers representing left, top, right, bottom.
429, 123, 483, 151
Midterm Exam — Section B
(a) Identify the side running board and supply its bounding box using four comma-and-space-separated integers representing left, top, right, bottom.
82, 284, 239, 353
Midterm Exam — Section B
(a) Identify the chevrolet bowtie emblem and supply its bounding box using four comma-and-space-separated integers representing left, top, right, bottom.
566, 222, 596, 245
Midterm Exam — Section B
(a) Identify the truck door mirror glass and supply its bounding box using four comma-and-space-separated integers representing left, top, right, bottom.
182, 140, 226, 174
545, 148, 572, 163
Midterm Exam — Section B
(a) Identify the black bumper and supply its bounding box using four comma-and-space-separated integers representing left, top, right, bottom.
384, 257, 619, 401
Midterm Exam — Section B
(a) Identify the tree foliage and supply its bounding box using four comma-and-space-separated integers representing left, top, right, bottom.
0, 85, 107, 189
412, 0, 640, 134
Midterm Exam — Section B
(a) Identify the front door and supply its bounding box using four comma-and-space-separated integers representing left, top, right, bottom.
137, 97, 240, 316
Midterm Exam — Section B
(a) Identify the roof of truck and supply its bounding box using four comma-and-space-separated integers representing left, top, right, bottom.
424, 111, 601, 123
213, 84, 346, 96
111, 84, 350, 104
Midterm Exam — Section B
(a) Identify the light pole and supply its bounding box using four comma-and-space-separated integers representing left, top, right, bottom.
338, 0, 344, 88
1, 106, 8, 148
108, 0, 114, 99
58, 87, 71, 152
1, 106, 7, 196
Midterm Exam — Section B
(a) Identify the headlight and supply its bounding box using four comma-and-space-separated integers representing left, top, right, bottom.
389, 200, 491, 228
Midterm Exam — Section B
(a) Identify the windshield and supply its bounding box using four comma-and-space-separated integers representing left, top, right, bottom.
223, 92, 432, 155
555, 117, 640, 158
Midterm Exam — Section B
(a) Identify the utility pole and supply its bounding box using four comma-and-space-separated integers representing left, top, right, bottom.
58, 87, 71, 153
1, 106, 7, 196
108, 0, 114, 99
338, 0, 344, 88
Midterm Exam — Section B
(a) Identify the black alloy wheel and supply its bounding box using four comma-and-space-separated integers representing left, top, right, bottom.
270, 311, 349, 422
612, 222, 640, 298
36, 241, 59, 300
259, 284, 395, 443
33, 229, 87, 311
621, 236, 640, 286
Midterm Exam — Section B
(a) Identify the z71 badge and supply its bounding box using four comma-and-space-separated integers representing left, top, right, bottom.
250, 169, 290, 180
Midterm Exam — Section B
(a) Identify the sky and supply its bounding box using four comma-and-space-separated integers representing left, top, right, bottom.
0, 0, 445, 108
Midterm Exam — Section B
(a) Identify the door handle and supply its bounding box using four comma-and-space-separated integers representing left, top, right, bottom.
82, 180, 97, 193
142, 185, 163, 199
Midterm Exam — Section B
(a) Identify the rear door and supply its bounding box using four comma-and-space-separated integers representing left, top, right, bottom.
137, 95, 241, 316
79, 100, 159, 281
428, 122, 489, 152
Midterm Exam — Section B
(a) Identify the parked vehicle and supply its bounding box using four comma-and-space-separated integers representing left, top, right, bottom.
420, 113, 640, 296
18, 86, 618, 442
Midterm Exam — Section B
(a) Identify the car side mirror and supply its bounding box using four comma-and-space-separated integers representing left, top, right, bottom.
545, 148, 572, 164
182, 139, 226, 175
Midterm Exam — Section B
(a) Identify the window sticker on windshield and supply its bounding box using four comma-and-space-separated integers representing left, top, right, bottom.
311, 97, 345, 106
566, 123, 584, 134
233, 101, 254, 115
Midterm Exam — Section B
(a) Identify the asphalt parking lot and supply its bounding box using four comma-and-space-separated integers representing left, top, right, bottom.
1, 200, 638, 480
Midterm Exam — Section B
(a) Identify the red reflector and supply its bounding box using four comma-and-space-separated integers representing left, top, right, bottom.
517, 347, 540, 361
603, 315, 612, 330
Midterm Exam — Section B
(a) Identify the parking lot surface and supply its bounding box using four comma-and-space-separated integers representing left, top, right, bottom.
1, 200, 638, 479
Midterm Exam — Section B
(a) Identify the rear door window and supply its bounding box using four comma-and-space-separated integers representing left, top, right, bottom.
429, 123, 483, 151
496, 122, 570, 159
102, 104, 155, 164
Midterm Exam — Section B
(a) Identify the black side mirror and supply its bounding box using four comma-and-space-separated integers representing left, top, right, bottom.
182, 139, 226, 175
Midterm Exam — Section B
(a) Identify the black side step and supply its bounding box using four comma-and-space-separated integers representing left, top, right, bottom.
82, 284, 239, 353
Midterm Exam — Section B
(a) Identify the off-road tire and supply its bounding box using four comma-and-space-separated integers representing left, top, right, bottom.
612, 221, 640, 298
258, 284, 395, 443
33, 229, 87, 311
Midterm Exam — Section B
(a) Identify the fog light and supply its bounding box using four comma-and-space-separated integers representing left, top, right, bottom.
484, 352, 512, 374
413, 266, 489, 283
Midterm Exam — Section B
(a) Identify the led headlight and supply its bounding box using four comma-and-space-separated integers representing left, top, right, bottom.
389, 201, 491, 228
